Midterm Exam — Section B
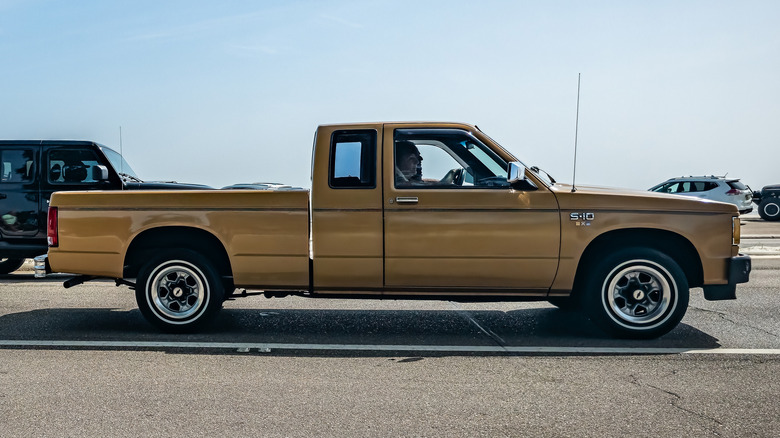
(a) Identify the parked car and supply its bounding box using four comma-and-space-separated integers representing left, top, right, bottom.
222, 182, 305, 191
752, 184, 780, 221
648, 176, 753, 214
0, 140, 209, 274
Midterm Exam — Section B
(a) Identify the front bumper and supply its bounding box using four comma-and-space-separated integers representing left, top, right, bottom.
702, 254, 751, 300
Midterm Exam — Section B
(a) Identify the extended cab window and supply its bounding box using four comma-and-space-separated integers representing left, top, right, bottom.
329, 130, 376, 189
48, 149, 102, 184
0, 149, 35, 183
394, 129, 508, 189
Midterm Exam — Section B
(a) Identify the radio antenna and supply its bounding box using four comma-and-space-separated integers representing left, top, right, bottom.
119, 126, 124, 189
571, 73, 581, 193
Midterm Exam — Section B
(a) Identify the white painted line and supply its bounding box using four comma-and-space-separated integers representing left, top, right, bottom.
449, 302, 507, 346
1, 340, 779, 355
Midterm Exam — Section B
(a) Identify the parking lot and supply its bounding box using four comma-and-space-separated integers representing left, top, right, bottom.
1, 215, 779, 436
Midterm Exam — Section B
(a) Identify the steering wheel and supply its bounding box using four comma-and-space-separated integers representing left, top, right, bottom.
442, 168, 466, 186
455, 168, 466, 186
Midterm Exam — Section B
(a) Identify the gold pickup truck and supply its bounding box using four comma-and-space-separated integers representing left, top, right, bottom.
43, 122, 751, 338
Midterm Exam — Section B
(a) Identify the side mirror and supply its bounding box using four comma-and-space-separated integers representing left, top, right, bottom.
507, 162, 537, 190
92, 165, 109, 182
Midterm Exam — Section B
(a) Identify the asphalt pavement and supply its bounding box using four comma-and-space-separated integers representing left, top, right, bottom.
739, 212, 780, 256
1, 213, 779, 437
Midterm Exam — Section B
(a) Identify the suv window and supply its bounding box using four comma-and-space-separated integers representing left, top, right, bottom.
47, 149, 102, 184
329, 130, 376, 189
727, 180, 747, 190
394, 129, 508, 189
655, 181, 685, 193
653, 180, 718, 193
0, 149, 35, 183
702, 182, 719, 191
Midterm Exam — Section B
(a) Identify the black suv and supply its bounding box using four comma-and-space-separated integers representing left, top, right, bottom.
1, 140, 208, 274
753, 184, 780, 221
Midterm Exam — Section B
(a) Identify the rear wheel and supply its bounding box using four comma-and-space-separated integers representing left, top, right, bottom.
581, 248, 689, 339
758, 198, 780, 221
135, 249, 224, 332
0, 258, 25, 275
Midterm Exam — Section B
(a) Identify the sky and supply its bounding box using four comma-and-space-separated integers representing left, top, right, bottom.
1, 0, 778, 190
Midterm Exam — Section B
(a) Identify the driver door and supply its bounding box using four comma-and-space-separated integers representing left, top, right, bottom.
382, 125, 561, 295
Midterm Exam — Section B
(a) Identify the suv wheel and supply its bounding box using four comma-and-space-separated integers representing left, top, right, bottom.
0, 258, 26, 275
758, 198, 780, 221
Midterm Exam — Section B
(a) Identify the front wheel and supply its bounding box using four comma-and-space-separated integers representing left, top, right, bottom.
135, 249, 224, 332
581, 248, 689, 339
0, 258, 26, 275
758, 198, 780, 221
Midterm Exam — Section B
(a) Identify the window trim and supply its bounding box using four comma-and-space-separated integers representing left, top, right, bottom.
327, 129, 378, 190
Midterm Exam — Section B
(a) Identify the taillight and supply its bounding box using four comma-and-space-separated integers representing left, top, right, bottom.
725, 189, 740, 195
47, 207, 58, 247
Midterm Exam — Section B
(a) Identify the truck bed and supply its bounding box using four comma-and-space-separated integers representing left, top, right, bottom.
48, 190, 311, 288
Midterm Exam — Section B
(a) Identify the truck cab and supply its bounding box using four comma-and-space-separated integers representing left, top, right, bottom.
311, 123, 560, 295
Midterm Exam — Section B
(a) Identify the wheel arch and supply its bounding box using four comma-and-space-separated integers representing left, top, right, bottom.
123, 226, 232, 282
573, 228, 703, 293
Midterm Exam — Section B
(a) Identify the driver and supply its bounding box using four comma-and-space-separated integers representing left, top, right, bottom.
395, 140, 423, 185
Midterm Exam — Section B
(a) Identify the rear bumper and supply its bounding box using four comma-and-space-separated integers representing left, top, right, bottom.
702, 254, 751, 300
33, 254, 51, 278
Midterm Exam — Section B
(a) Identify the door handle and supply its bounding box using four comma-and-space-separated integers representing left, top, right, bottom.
395, 197, 418, 204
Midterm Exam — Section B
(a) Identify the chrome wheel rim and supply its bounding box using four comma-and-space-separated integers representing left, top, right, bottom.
764, 202, 779, 218
148, 261, 207, 321
603, 260, 676, 328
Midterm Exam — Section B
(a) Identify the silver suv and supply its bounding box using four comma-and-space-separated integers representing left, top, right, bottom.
649, 176, 753, 214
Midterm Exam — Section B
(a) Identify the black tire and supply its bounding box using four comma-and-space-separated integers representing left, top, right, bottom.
135, 249, 224, 332
0, 258, 26, 275
758, 198, 780, 221
581, 248, 689, 339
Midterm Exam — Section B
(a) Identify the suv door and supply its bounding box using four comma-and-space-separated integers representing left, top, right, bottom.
0, 146, 40, 237
382, 125, 561, 295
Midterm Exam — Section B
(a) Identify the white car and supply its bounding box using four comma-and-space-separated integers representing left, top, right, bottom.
649, 176, 754, 214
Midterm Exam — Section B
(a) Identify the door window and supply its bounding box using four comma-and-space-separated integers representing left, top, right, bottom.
47, 149, 102, 184
394, 129, 509, 189
0, 149, 35, 183
329, 130, 377, 189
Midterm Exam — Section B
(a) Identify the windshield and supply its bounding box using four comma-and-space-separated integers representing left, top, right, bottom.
101, 146, 141, 180
474, 127, 552, 186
